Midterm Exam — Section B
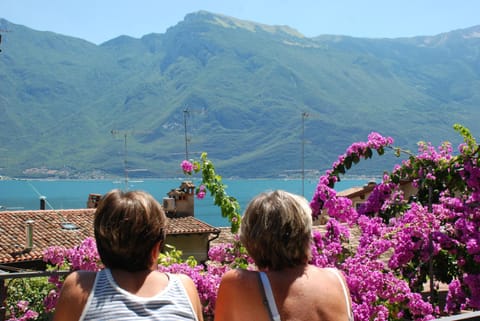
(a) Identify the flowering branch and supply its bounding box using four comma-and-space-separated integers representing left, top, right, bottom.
181, 153, 241, 233
310, 132, 394, 219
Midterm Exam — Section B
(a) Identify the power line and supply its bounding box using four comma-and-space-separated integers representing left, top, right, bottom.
25, 180, 79, 230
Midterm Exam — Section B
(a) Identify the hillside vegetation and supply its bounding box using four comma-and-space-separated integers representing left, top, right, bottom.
0, 11, 479, 178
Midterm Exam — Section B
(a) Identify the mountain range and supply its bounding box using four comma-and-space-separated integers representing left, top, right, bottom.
0, 11, 479, 179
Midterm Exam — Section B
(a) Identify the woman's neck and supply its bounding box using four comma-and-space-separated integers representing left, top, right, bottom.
109, 268, 168, 296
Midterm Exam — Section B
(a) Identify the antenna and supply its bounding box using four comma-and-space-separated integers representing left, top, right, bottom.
111, 129, 151, 190
183, 108, 190, 160
300, 111, 321, 196
182, 106, 206, 161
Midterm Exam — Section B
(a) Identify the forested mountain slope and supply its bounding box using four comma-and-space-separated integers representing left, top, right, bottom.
0, 12, 479, 178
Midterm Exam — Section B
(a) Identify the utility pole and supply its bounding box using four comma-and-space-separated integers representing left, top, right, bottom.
182, 106, 206, 161
301, 112, 309, 196
183, 108, 190, 160
111, 130, 129, 190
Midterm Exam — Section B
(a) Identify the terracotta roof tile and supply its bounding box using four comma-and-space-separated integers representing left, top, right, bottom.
166, 216, 220, 235
0, 209, 218, 265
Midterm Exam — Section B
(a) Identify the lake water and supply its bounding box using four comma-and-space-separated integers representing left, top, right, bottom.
0, 178, 370, 227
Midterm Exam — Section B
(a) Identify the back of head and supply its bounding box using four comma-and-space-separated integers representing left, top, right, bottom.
94, 189, 166, 271
240, 190, 313, 270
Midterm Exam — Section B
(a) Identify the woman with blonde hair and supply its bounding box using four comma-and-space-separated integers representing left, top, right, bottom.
214, 190, 353, 321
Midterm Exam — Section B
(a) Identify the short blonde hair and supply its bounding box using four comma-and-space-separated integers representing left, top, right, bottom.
240, 190, 312, 270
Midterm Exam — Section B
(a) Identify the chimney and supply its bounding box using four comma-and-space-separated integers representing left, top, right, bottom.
39, 196, 46, 210
87, 193, 102, 208
166, 181, 195, 217
25, 219, 34, 250
163, 197, 175, 213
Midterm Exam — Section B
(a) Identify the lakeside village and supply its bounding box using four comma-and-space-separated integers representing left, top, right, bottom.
0, 167, 121, 181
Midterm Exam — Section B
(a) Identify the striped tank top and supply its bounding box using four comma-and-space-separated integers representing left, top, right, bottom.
79, 269, 199, 321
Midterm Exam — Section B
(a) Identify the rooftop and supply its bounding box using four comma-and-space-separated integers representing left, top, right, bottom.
0, 208, 219, 265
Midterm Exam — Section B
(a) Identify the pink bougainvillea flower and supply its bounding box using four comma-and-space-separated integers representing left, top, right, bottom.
181, 160, 194, 174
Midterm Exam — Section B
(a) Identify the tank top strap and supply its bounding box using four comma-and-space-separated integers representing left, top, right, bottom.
328, 268, 354, 321
258, 271, 281, 321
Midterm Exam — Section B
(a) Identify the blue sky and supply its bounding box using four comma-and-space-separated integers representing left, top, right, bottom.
1, 0, 479, 44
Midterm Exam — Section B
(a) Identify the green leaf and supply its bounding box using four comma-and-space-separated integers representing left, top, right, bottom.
394, 147, 401, 157
391, 175, 400, 184
344, 156, 353, 169
365, 147, 373, 159
352, 154, 360, 164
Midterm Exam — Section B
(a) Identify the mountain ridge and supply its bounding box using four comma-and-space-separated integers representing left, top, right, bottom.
0, 12, 479, 179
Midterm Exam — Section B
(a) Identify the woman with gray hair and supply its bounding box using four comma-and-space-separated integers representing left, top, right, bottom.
214, 190, 353, 321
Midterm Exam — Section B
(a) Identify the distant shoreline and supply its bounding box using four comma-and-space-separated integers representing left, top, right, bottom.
0, 175, 381, 182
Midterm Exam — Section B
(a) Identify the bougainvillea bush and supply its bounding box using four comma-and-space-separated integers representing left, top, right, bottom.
309, 124, 480, 319
7, 124, 480, 320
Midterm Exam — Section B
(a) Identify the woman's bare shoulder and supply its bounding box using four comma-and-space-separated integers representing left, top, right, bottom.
175, 273, 201, 297
53, 271, 97, 321
174, 273, 204, 321
58, 271, 96, 304
219, 268, 261, 293
215, 269, 266, 321
63, 270, 97, 291
176, 272, 195, 284
307, 265, 342, 278
221, 268, 257, 282
307, 267, 352, 319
